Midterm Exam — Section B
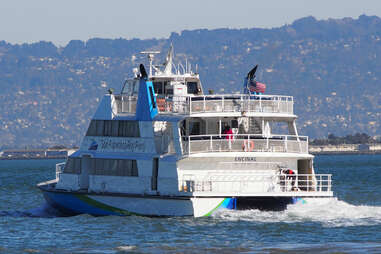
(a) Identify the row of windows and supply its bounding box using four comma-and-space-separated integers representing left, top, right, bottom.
153, 81, 200, 95
63, 157, 138, 177
86, 120, 140, 137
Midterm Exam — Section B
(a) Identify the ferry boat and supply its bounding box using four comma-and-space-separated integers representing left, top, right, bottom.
38, 46, 333, 217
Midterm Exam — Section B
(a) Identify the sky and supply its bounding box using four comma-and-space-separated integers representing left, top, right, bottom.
1, 0, 381, 46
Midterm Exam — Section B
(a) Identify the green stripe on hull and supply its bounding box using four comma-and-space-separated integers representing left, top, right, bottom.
73, 193, 230, 217
203, 198, 227, 217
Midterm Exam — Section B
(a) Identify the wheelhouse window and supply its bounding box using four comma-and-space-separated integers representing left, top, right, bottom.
153, 82, 163, 95
63, 157, 81, 174
121, 80, 139, 96
187, 82, 199, 94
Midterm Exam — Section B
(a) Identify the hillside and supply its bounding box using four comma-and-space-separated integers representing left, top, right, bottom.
0, 15, 380, 148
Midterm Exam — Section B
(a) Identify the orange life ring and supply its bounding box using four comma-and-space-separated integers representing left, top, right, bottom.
242, 140, 254, 152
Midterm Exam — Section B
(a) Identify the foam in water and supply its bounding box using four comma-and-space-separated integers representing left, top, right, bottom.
212, 198, 381, 227
0, 203, 66, 218
115, 245, 137, 251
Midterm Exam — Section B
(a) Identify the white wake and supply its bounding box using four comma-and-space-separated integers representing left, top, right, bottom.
212, 198, 381, 227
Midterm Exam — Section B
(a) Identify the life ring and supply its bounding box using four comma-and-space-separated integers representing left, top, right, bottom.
242, 140, 254, 152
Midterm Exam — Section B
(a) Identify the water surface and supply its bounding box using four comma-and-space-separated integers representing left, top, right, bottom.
0, 155, 380, 253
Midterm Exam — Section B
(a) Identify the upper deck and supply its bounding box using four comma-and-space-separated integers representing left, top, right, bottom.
114, 93, 294, 117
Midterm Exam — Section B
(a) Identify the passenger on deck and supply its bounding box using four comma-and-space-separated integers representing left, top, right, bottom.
223, 126, 233, 140
223, 125, 233, 150
285, 169, 296, 187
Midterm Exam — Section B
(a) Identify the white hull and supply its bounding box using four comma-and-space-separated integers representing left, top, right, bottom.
41, 185, 229, 217
40, 183, 332, 217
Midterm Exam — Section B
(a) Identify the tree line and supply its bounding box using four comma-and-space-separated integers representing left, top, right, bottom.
310, 133, 380, 145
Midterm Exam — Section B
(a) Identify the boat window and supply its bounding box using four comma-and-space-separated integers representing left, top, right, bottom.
86, 121, 97, 136
267, 120, 290, 135
166, 88, 173, 96
132, 80, 140, 95
149, 86, 157, 108
104, 120, 119, 136
63, 157, 81, 174
231, 119, 238, 128
118, 159, 138, 176
63, 158, 74, 173
90, 158, 138, 176
153, 82, 163, 94
121, 80, 135, 95
118, 121, 140, 137
163, 81, 168, 94
187, 82, 199, 94
106, 159, 118, 174
95, 120, 104, 136
95, 158, 104, 175
189, 122, 200, 135
86, 120, 140, 137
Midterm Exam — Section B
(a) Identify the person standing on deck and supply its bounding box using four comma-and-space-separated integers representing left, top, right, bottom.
224, 125, 233, 150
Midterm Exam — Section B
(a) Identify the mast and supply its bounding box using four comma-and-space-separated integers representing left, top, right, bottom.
140, 51, 160, 77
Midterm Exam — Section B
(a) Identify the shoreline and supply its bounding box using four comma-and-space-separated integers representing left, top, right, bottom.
0, 156, 67, 160
1, 152, 380, 160
311, 151, 381, 155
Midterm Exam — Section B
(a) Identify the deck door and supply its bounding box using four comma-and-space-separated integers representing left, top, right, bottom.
152, 158, 159, 191
80, 155, 90, 190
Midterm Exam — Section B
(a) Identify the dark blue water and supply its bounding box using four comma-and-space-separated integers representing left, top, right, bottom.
1, 155, 381, 253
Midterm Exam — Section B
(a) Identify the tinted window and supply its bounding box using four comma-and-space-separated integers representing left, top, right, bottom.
153, 82, 163, 94
187, 82, 199, 94
86, 120, 140, 137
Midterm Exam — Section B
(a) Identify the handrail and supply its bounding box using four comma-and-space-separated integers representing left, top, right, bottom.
182, 134, 309, 154
179, 173, 332, 194
186, 133, 308, 139
113, 94, 294, 115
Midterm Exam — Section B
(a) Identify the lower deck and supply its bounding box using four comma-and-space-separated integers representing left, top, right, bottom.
53, 152, 332, 198
38, 181, 333, 217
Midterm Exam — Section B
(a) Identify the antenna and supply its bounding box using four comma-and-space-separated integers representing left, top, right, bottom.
140, 51, 160, 77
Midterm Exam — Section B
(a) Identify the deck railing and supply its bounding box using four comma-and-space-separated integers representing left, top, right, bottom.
181, 134, 308, 154
113, 94, 294, 115
179, 173, 332, 194
114, 95, 137, 114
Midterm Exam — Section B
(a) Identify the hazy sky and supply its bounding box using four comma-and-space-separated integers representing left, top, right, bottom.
1, 0, 381, 46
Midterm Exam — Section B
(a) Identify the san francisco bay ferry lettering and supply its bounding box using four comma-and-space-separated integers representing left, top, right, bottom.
100, 139, 145, 152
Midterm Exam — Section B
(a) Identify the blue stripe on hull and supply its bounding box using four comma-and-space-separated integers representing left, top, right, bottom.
220, 198, 237, 210
42, 191, 119, 216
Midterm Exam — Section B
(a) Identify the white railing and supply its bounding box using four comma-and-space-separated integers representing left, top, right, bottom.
179, 173, 332, 194
113, 94, 294, 115
181, 134, 308, 154
187, 94, 293, 115
277, 174, 331, 192
114, 95, 137, 114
